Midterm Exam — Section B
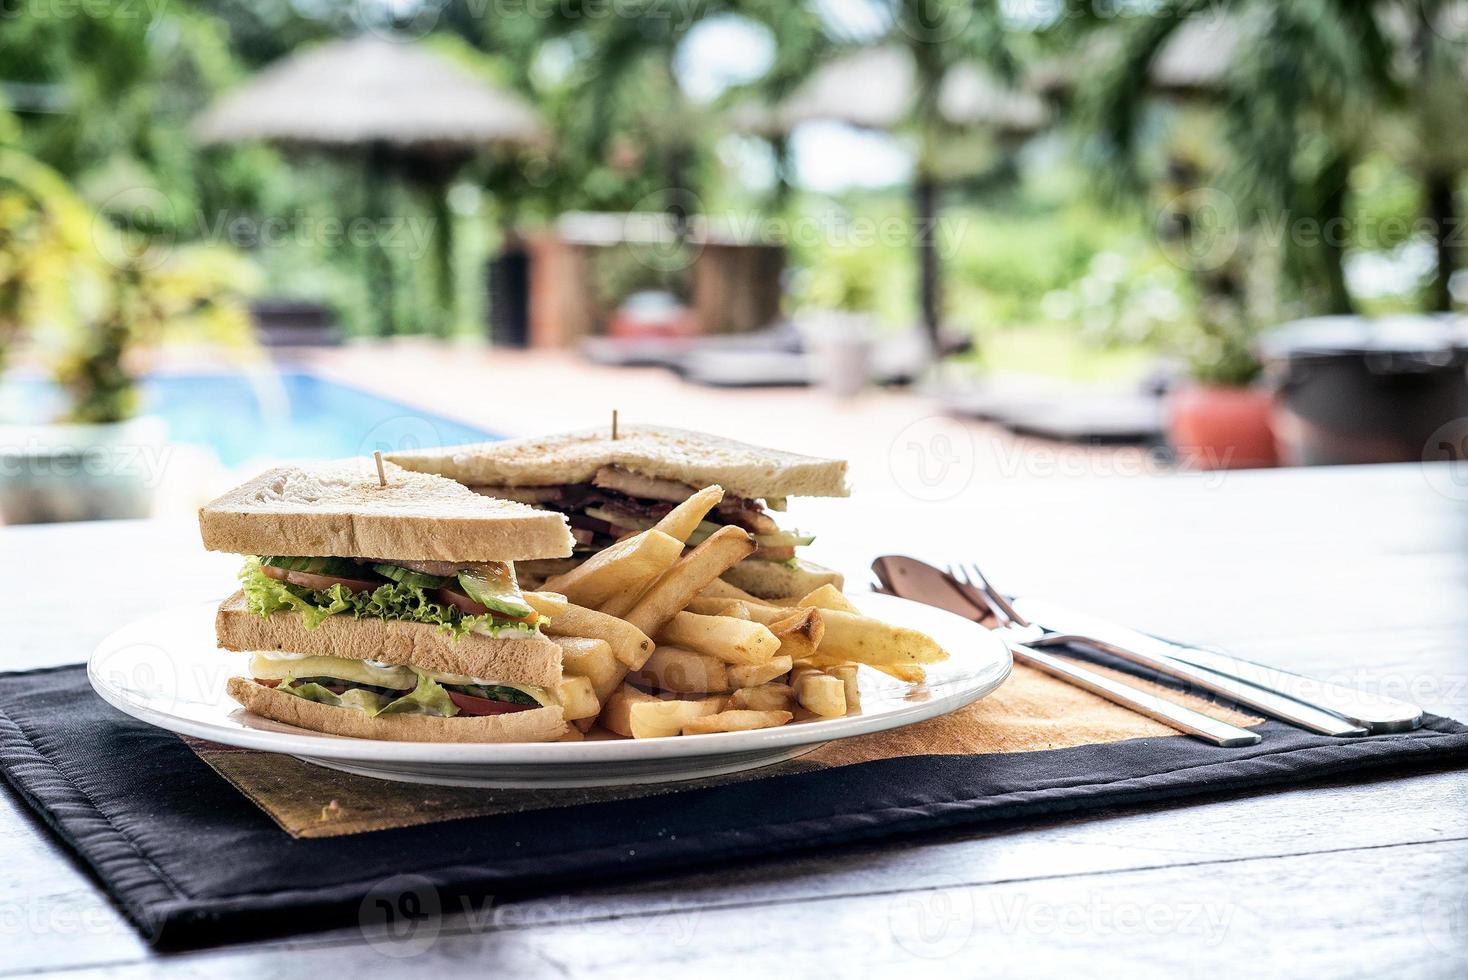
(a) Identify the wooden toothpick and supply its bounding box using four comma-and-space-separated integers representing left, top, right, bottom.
373, 451, 387, 487
612, 409, 620, 441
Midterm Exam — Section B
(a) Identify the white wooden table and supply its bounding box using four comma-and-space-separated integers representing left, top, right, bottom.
2, 463, 1465, 976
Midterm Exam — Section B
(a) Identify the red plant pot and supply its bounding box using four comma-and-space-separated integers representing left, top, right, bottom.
1167, 385, 1280, 470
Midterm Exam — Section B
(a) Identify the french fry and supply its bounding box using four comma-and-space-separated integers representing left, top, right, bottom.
798, 584, 858, 613
727, 655, 792, 688
542, 530, 684, 610
556, 675, 601, 721
553, 635, 622, 711
727, 682, 796, 712
530, 594, 654, 670
720, 600, 797, 626
825, 664, 861, 713
685, 596, 769, 618
739, 602, 947, 667
652, 485, 724, 542
556, 725, 586, 742
698, 578, 764, 603
624, 525, 756, 639
628, 645, 729, 695
600, 683, 661, 738
657, 611, 779, 665
769, 607, 825, 661
681, 709, 793, 735
871, 663, 926, 684
523, 590, 569, 616
804, 654, 926, 685
795, 672, 847, 718
628, 696, 726, 738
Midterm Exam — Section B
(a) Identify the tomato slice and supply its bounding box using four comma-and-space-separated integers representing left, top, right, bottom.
434, 588, 490, 615
254, 678, 281, 688
446, 690, 537, 715
261, 565, 382, 593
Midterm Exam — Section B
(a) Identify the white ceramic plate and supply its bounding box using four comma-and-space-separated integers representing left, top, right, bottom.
88, 592, 1011, 788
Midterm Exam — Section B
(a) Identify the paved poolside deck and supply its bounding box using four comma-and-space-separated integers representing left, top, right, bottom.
295, 343, 1171, 502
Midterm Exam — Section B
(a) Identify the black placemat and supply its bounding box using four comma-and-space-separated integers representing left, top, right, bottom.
3, 664, 1467, 949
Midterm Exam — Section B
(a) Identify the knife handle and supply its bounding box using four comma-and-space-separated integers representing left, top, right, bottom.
1010, 644, 1261, 748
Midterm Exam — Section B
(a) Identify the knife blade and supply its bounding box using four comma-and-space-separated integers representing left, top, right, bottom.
871, 556, 1263, 747
1012, 597, 1423, 734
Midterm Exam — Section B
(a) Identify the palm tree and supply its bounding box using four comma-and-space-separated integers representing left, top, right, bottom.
1072, 0, 1464, 315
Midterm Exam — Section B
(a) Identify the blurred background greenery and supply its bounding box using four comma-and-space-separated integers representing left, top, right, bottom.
2, 0, 1464, 390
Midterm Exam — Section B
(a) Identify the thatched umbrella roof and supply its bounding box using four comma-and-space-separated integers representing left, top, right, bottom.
733, 46, 1049, 137
194, 35, 544, 152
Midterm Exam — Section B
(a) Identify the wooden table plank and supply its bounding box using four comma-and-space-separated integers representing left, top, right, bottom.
27, 839, 1467, 978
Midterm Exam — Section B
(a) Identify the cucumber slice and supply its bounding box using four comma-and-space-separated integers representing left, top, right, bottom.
263, 556, 373, 577
371, 563, 454, 590
457, 565, 533, 619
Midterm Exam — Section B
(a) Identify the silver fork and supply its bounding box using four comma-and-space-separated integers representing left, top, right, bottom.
951, 563, 1368, 738
941, 565, 1262, 747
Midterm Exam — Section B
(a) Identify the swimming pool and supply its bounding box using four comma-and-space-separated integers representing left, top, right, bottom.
0, 369, 498, 466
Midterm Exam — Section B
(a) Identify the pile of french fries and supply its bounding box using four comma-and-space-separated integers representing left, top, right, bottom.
523, 485, 949, 740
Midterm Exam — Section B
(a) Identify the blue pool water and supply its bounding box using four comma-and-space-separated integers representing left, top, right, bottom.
1, 370, 497, 466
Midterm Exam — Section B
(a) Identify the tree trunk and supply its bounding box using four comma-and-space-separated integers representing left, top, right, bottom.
913, 173, 941, 347
1316, 154, 1354, 315
1425, 170, 1460, 312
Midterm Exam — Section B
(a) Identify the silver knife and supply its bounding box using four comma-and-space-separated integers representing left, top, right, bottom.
1013, 597, 1424, 734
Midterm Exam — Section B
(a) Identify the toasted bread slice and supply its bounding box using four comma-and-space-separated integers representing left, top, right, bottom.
227, 677, 566, 743
387, 425, 850, 500
199, 459, 574, 561
215, 592, 562, 689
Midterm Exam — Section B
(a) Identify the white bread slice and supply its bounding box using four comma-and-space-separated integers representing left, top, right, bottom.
719, 557, 845, 600
199, 459, 574, 561
227, 677, 566, 743
387, 425, 850, 500
215, 592, 562, 689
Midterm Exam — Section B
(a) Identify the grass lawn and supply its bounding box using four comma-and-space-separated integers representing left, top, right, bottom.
965, 326, 1164, 384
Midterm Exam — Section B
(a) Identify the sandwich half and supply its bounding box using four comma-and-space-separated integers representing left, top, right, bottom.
387, 425, 849, 598
201, 460, 577, 742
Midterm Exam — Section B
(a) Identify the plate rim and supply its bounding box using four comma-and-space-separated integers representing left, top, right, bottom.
88, 592, 1012, 765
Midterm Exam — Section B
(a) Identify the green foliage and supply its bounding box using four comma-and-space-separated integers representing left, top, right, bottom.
0, 147, 257, 423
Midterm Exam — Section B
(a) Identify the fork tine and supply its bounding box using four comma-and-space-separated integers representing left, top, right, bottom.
947, 563, 1012, 627
963, 562, 1029, 628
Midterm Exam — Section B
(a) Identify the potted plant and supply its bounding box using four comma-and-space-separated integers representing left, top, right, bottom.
0, 148, 256, 523
1166, 312, 1279, 470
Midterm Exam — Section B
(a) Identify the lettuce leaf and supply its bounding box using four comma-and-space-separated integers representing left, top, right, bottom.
378, 673, 459, 717
275, 681, 391, 715
239, 558, 546, 639
276, 675, 458, 717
